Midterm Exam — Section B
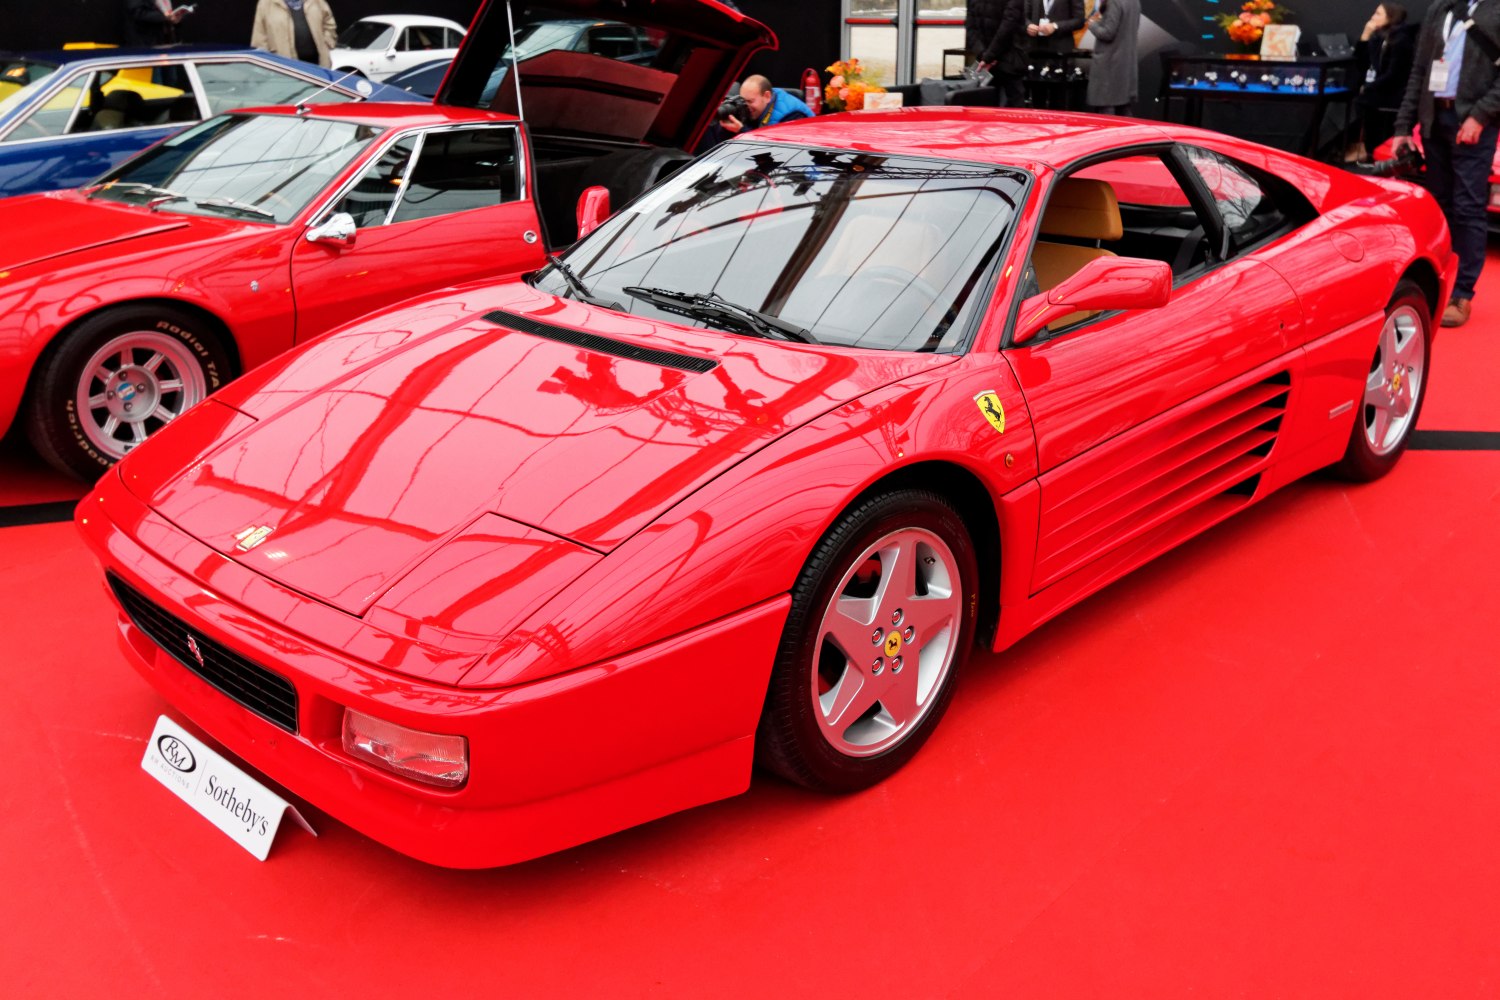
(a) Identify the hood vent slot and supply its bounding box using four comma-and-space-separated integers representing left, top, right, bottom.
486, 311, 717, 373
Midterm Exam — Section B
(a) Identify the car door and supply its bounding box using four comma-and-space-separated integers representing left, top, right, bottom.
289, 123, 547, 342
1003, 148, 1306, 593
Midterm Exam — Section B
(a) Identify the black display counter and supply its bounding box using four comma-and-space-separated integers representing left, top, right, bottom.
1028, 50, 1091, 111
1160, 54, 1355, 157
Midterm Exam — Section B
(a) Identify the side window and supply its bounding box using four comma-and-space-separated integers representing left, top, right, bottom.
195, 61, 351, 115
444, 29, 464, 48
1024, 153, 1214, 335
60, 67, 199, 134
12, 72, 87, 137
1185, 148, 1291, 253
328, 137, 417, 228
402, 27, 443, 52
389, 128, 521, 224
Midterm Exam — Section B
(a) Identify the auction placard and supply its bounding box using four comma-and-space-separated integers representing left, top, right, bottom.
140, 715, 316, 860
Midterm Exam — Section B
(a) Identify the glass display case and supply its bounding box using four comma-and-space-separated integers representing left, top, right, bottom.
1166, 55, 1351, 96
1160, 54, 1356, 156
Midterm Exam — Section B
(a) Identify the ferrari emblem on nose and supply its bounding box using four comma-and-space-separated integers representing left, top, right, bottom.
974, 391, 1006, 434
185, 634, 205, 668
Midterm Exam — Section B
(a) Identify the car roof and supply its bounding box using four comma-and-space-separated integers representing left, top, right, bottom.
235, 102, 517, 129
4, 44, 257, 65
352, 15, 468, 31
750, 108, 1178, 170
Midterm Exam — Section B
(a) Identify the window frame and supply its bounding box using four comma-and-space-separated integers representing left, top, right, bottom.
309, 122, 529, 231
1174, 143, 1312, 259
1003, 142, 1234, 348
0, 54, 362, 145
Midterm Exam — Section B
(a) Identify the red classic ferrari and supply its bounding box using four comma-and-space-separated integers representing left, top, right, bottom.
0, 0, 772, 479
79, 108, 1453, 867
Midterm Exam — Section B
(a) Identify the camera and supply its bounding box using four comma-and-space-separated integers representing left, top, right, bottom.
1347, 146, 1425, 179
717, 95, 750, 123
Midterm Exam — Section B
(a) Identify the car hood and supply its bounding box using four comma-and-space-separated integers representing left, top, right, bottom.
131, 284, 954, 618
0, 192, 207, 272
435, 0, 775, 149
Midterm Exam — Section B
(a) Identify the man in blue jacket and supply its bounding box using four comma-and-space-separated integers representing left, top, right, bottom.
722, 75, 813, 134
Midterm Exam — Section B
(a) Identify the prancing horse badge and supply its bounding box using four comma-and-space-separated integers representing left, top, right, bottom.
974, 391, 1006, 435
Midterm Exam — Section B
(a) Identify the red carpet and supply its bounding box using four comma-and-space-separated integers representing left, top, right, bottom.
2, 253, 1498, 996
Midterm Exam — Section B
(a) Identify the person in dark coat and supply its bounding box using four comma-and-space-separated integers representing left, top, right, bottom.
1024, 0, 1086, 54
1394, 0, 1500, 327
122, 0, 185, 46
977, 0, 1028, 107
1356, 4, 1418, 153
1085, 0, 1140, 114
966, 0, 1007, 62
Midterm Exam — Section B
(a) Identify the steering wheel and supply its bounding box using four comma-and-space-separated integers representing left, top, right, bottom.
853, 264, 943, 306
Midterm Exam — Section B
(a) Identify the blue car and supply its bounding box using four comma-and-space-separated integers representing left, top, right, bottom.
0, 45, 418, 197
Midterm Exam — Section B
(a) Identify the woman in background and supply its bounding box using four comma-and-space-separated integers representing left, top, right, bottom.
1354, 4, 1417, 158
251, 0, 338, 69
1085, 0, 1140, 115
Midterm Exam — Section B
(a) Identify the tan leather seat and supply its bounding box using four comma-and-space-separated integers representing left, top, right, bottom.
1030, 177, 1123, 329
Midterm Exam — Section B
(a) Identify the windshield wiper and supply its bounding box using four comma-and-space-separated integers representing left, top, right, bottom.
545, 252, 622, 310
135, 191, 277, 221
86, 181, 185, 202
622, 286, 818, 344
189, 196, 278, 221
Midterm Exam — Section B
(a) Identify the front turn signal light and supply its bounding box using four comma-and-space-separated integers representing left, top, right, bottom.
342, 709, 468, 789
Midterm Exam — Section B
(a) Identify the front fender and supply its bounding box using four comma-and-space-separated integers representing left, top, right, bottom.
0, 231, 297, 439
463, 355, 1040, 689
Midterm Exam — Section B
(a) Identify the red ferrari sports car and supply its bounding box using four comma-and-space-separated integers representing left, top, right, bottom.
0, 0, 772, 479
80, 108, 1453, 867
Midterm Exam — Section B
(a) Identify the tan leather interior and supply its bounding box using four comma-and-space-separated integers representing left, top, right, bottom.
1039, 177, 1124, 242
1030, 177, 1123, 329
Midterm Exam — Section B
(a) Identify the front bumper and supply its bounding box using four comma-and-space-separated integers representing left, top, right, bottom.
77, 471, 790, 868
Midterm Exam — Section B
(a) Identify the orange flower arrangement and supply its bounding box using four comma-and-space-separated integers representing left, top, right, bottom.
824, 59, 886, 113
1217, 0, 1292, 47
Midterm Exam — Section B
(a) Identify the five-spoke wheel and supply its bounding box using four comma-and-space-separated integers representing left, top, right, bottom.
758, 489, 977, 791
1336, 281, 1431, 481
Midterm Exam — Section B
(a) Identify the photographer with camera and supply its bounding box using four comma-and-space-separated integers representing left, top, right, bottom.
720, 75, 813, 134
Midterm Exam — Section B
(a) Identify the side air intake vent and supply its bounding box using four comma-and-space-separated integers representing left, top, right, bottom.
485, 311, 717, 373
1033, 370, 1294, 590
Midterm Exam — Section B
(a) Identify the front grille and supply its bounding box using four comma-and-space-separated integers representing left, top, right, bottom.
108, 575, 299, 732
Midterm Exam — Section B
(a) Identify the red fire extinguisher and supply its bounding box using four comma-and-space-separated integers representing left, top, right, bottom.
802, 67, 822, 115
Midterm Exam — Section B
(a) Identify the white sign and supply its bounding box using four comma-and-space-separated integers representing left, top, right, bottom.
861, 92, 904, 110
141, 715, 316, 861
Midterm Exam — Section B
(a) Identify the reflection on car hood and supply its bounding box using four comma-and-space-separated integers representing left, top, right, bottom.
134, 284, 954, 617
0, 192, 197, 272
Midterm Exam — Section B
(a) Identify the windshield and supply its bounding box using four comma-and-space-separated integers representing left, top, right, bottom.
536, 142, 1027, 353
338, 21, 396, 49
89, 113, 382, 224
0, 58, 60, 119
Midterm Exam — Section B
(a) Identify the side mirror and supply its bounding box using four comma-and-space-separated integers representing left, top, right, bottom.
1013, 256, 1173, 345
306, 212, 357, 249
576, 185, 610, 239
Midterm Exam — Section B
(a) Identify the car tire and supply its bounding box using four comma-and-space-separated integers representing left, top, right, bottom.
756, 489, 979, 792
1333, 280, 1430, 482
25, 304, 231, 481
